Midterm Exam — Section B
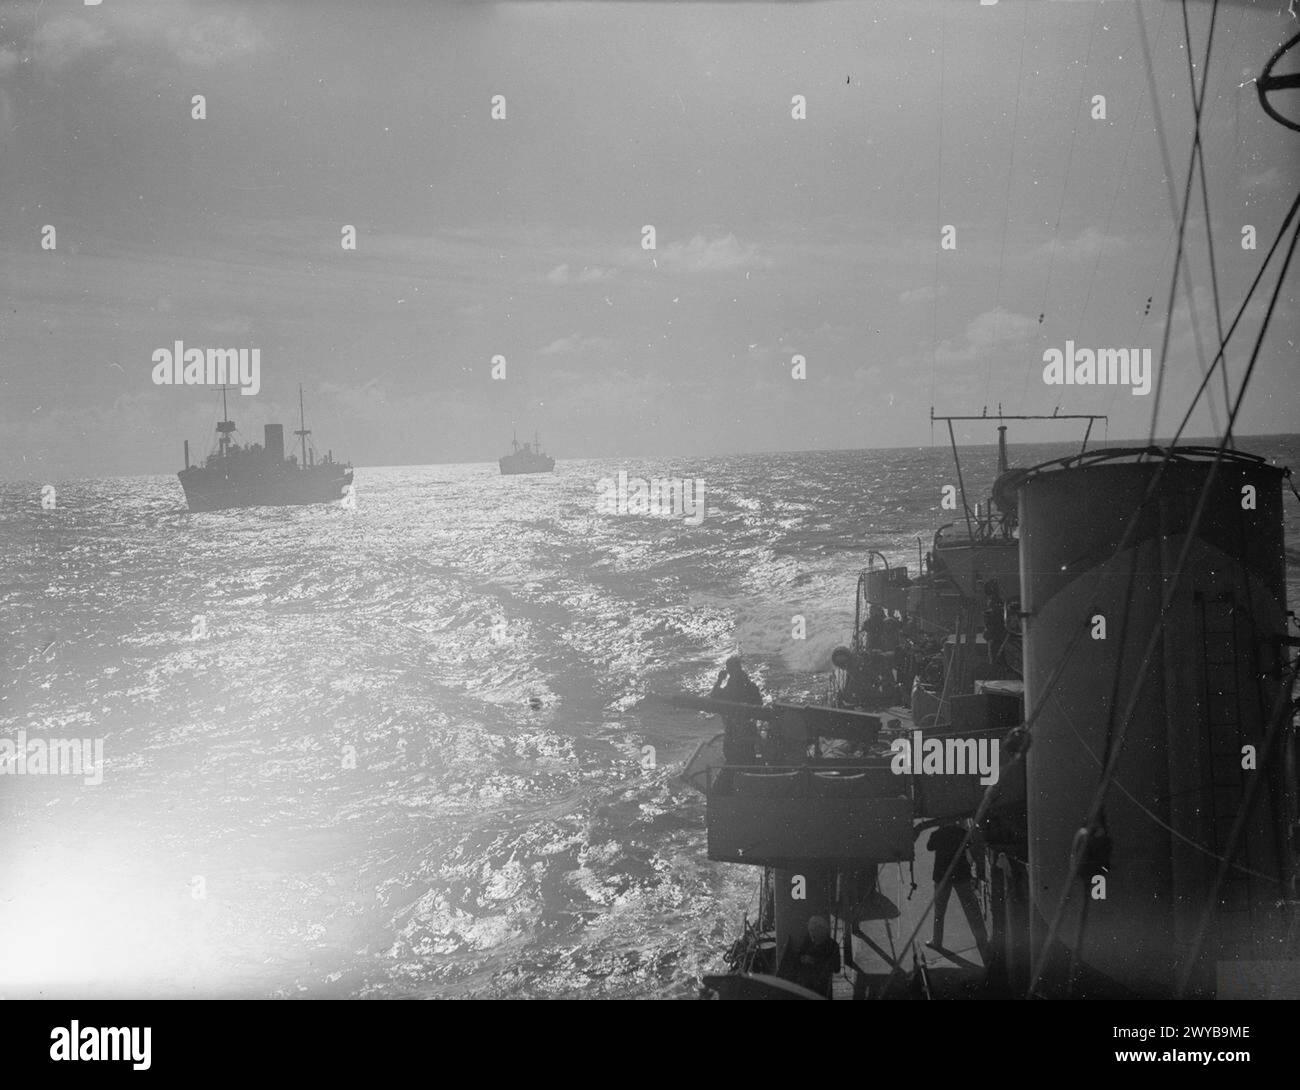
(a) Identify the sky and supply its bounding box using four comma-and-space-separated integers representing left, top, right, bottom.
1, 0, 1297, 478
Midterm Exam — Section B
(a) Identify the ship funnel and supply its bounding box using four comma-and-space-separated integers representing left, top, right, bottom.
264, 423, 285, 462
1017, 448, 1290, 996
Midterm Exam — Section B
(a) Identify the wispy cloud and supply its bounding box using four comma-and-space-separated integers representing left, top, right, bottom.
536, 332, 622, 358
1043, 227, 1128, 262
6, 4, 265, 79
629, 233, 773, 274
545, 263, 617, 285
1241, 166, 1282, 192
161, 13, 263, 69
30, 18, 109, 72
898, 283, 947, 305
935, 308, 1036, 368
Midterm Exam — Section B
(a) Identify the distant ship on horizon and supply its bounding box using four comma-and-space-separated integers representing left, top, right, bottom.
499, 429, 555, 476
178, 385, 353, 511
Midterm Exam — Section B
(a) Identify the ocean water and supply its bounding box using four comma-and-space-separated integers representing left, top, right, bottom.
3, 439, 1298, 998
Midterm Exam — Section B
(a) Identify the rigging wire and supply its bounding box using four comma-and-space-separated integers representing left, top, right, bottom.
1168, 186, 1300, 447
1021, 0, 1103, 410
983, 0, 1033, 406
1049, 685, 1287, 885
1181, 0, 1234, 435
929, 7, 946, 418
1054, 2, 1171, 407
1174, 655, 1300, 995
1134, 0, 1220, 445
1099, 229, 1175, 425
1100, 0, 1246, 431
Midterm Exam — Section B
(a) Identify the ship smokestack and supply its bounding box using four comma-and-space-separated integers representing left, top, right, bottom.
184, 439, 189, 470
997, 425, 1008, 475
264, 423, 285, 462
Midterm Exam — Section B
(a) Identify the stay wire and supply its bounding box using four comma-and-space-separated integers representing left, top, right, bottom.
1175, 654, 1300, 995
1049, 685, 1288, 885
929, 5, 946, 416
1059, 2, 1170, 403
1168, 185, 1300, 448
1181, 0, 1234, 437
983, 0, 1033, 405
1135, 0, 1220, 445
1023, 1, 1102, 411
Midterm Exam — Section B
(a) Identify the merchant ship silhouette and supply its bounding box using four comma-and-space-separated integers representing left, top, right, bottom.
178, 385, 353, 512
499, 429, 556, 475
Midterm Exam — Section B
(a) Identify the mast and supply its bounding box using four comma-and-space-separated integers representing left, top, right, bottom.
930, 408, 1108, 539
294, 384, 311, 469
931, 410, 1108, 455
512, 428, 520, 454
211, 383, 237, 457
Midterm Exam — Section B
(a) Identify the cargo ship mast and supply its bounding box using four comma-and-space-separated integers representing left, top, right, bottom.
294, 384, 310, 469
212, 383, 238, 458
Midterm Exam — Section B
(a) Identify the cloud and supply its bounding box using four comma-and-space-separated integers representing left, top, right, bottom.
537, 332, 622, 357
935, 309, 1036, 368
1044, 227, 1128, 262
653, 233, 773, 274
15, 7, 264, 77
30, 18, 110, 72
549, 234, 771, 284
545, 263, 616, 285
163, 13, 263, 69
538, 334, 579, 356
1241, 167, 1282, 192
898, 283, 947, 305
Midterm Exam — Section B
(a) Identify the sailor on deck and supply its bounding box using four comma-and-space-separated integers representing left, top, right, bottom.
860, 604, 886, 651
709, 655, 763, 765
782, 915, 841, 999
926, 823, 989, 957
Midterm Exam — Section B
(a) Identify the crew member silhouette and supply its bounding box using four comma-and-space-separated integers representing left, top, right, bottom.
709, 655, 763, 765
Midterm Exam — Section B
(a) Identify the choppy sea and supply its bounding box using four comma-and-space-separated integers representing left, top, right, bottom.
3, 438, 1297, 998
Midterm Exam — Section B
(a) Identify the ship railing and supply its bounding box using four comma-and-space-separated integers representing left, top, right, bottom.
693, 758, 895, 796
933, 504, 1015, 548
704, 742, 1023, 823
709, 763, 904, 799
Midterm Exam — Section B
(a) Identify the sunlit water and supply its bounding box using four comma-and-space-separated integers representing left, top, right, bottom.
2, 440, 1297, 997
